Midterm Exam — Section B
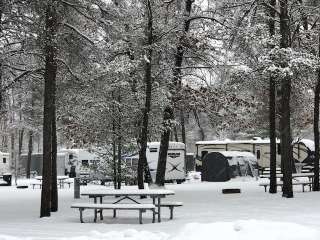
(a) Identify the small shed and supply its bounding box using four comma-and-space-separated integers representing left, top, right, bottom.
201, 151, 258, 182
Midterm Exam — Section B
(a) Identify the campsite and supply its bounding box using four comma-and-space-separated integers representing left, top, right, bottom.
2, 1, 320, 240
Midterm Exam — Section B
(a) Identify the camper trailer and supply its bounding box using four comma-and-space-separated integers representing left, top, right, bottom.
0, 152, 10, 175
21, 152, 68, 176
59, 149, 100, 176
201, 151, 258, 182
196, 138, 316, 169
125, 142, 186, 183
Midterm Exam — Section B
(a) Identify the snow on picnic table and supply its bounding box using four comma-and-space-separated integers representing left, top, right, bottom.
0, 178, 320, 240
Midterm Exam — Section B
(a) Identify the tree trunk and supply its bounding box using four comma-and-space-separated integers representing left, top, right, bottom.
279, 0, 293, 198
193, 110, 205, 140
26, 131, 33, 178
18, 129, 24, 177
156, 0, 193, 185
117, 137, 122, 189
155, 106, 173, 186
313, 32, 320, 191
117, 91, 122, 189
112, 136, 117, 189
137, 0, 153, 189
180, 110, 186, 144
51, 102, 58, 212
268, 0, 277, 194
40, 0, 58, 217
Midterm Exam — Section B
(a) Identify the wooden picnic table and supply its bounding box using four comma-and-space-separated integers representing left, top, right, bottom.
259, 173, 317, 185
81, 189, 175, 223
35, 176, 70, 188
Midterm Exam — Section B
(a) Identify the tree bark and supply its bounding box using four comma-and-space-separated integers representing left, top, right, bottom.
117, 91, 122, 190
313, 32, 320, 191
26, 131, 33, 178
137, 0, 153, 189
156, 0, 193, 185
155, 106, 173, 186
51, 102, 58, 212
279, 0, 293, 198
268, 0, 277, 194
40, 0, 58, 217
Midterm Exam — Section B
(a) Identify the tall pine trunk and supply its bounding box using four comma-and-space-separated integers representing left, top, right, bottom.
51, 104, 58, 212
40, 0, 58, 217
156, 0, 193, 185
313, 32, 320, 191
279, 0, 293, 198
137, 0, 153, 189
26, 131, 33, 178
268, 0, 277, 194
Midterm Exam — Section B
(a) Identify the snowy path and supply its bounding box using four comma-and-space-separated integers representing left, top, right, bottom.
0, 179, 320, 239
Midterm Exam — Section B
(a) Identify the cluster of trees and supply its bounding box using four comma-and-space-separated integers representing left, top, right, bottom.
1, 0, 320, 216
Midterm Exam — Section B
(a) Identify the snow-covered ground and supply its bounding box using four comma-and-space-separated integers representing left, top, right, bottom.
1, 177, 320, 240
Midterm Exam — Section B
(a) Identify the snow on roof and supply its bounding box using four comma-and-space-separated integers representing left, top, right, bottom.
297, 139, 315, 151
196, 138, 279, 145
217, 151, 256, 158
148, 142, 185, 149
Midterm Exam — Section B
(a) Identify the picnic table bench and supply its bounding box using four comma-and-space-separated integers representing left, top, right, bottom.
31, 182, 43, 189
259, 181, 312, 192
71, 203, 156, 224
156, 202, 183, 220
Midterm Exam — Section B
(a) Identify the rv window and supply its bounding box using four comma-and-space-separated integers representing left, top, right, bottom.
2, 158, 6, 163
168, 152, 180, 158
82, 160, 89, 166
257, 150, 261, 160
277, 144, 281, 155
149, 148, 158, 152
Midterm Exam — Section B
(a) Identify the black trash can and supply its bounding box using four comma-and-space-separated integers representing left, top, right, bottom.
3, 174, 12, 186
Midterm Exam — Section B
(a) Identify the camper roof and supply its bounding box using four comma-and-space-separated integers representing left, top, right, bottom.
218, 151, 256, 158
148, 142, 185, 149
196, 139, 280, 145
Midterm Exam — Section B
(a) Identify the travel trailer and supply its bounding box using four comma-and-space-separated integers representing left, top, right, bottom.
0, 152, 10, 175
21, 152, 69, 176
196, 138, 316, 169
59, 149, 100, 176
124, 142, 186, 183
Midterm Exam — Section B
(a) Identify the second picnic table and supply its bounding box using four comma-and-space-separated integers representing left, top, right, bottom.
81, 189, 175, 223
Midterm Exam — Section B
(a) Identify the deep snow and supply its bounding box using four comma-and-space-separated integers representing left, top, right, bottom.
0, 177, 320, 239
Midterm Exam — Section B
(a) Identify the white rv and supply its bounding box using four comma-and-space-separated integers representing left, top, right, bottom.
125, 142, 186, 183
0, 152, 10, 175
196, 138, 316, 169
59, 149, 100, 175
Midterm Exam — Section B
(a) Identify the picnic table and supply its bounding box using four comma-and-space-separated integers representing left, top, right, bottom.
35, 176, 70, 188
260, 172, 316, 180
81, 189, 175, 223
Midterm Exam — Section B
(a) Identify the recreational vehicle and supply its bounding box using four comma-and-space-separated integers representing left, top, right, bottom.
196, 138, 316, 169
0, 152, 10, 175
125, 142, 186, 183
59, 149, 100, 176
21, 152, 69, 176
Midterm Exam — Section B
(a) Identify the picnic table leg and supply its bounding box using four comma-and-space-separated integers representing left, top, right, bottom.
302, 184, 305, 192
169, 206, 173, 220
94, 198, 97, 222
79, 208, 84, 223
139, 210, 143, 224
264, 186, 267, 192
99, 196, 103, 220
157, 197, 161, 223
113, 209, 116, 218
